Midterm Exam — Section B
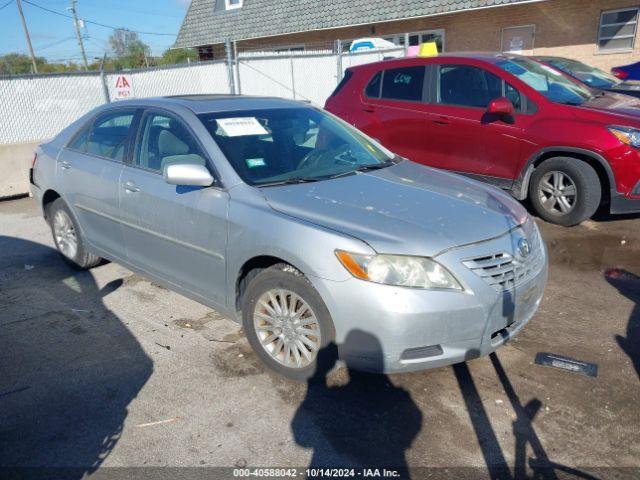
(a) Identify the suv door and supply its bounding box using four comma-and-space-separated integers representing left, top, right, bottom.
360, 65, 431, 162
58, 108, 138, 257
422, 62, 529, 182
119, 109, 229, 306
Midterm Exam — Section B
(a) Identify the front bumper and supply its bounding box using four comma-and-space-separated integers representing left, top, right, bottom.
610, 183, 640, 214
312, 220, 548, 374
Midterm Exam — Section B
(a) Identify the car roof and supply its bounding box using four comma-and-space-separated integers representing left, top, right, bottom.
108, 94, 309, 115
348, 52, 526, 71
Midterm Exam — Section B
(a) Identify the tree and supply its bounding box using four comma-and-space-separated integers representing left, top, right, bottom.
0, 53, 75, 75
159, 47, 198, 66
108, 28, 150, 68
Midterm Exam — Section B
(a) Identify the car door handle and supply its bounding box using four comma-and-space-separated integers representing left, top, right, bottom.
122, 181, 140, 193
432, 116, 451, 125
58, 160, 71, 170
362, 106, 376, 113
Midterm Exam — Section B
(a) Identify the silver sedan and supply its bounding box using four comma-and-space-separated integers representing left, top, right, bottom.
30, 95, 547, 380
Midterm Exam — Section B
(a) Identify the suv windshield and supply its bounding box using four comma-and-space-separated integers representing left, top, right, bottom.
496, 57, 594, 105
198, 107, 395, 186
541, 57, 621, 89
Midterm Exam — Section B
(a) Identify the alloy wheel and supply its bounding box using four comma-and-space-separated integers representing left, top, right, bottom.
538, 170, 577, 216
253, 289, 321, 369
53, 210, 78, 259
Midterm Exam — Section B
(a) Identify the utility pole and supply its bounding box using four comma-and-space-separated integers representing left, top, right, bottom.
16, 0, 38, 73
69, 0, 89, 70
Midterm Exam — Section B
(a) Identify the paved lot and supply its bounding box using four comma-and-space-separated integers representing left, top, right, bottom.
0, 196, 639, 479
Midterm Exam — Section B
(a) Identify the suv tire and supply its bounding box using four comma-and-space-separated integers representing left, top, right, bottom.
46, 198, 102, 269
242, 264, 336, 381
529, 157, 601, 226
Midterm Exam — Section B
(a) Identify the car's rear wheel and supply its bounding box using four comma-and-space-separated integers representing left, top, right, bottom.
47, 198, 102, 269
529, 157, 601, 226
242, 264, 336, 381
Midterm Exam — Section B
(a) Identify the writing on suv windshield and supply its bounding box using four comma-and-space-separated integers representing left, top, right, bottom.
198, 107, 395, 186
496, 57, 593, 105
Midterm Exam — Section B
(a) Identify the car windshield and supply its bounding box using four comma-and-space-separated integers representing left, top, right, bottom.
542, 57, 621, 89
496, 57, 594, 105
198, 107, 395, 186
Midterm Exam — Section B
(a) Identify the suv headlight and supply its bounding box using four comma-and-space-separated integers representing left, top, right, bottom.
335, 250, 463, 290
608, 125, 640, 148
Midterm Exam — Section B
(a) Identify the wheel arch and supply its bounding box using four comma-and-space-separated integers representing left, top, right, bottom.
513, 147, 615, 205
234, 255, 304, 314
41, 189, 62, 219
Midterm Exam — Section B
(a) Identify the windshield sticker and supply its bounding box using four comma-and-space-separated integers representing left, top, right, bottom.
246, 158, 267, 168
217, 117, 268, 137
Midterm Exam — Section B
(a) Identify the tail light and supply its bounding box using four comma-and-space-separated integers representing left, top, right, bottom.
31, 152, 38, 168
612, 68, 629, 80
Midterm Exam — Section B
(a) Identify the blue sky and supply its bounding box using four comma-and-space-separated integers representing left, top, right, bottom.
0, 0, 190, 62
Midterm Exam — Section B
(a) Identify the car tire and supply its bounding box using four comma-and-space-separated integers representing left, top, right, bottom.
242, 264, 336, 381
529, 157, 601, 226
46, 198, 102, 270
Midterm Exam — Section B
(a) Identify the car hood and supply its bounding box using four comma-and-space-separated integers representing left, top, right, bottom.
580, 91, 640, 119
261, 161, 527, 257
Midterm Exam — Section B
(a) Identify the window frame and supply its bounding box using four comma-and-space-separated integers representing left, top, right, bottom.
65, 108, 141, 164
224, 0, 243, 10
130, 107, 221, 186
434, 63, 532, 114
597, 7, 639, 53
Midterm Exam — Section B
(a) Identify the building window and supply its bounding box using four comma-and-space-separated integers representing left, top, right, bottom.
225, 0, 243, 10
598, 8, 638, 52
383, 29, 445, 53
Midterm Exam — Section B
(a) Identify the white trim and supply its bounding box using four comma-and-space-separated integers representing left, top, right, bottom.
597, 6, 639, 53
178, 0, 551, 48
224, 0, 243, 11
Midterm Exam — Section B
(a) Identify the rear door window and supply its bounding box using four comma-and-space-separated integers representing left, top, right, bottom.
83, 110, 136, 161
380, 66, 426, 102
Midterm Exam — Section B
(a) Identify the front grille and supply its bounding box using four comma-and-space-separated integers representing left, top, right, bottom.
462, 229, 544, 292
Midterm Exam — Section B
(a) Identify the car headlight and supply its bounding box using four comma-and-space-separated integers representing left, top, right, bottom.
335, 250, 463, 290
608, 125, 640, 148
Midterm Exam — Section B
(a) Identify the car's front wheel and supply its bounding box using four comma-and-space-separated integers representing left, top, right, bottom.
242, 264, 336, 381
529, 157, 601, 226
46, 198, 102, 269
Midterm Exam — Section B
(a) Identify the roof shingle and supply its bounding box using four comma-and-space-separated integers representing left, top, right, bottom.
175, 0, 544, 48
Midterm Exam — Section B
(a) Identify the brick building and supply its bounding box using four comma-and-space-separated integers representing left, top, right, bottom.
175, 0, 640, 71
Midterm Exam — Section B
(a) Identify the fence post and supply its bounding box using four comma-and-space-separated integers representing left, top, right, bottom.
225, 38, 236, 95
99, 54, 110, 103
233, 40, 241, 95
289, 54, 296, 100
335, 39, 343, 85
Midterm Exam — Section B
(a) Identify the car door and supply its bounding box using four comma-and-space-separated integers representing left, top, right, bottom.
420, 62, 527, 182
360, 65, 432, 163
119, 109, 229, 306
57, 108, 139, 258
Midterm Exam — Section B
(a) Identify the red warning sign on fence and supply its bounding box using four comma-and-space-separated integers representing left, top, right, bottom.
114, 74, 134, 100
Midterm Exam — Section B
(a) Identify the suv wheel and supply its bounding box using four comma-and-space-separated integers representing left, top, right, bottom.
242, 264, 336, 381
529, 157, 601, 226
47, 198, 102, 269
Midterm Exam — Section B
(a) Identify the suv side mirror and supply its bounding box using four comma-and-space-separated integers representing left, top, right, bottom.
163, 163, 214, 187
487, 97, 515, 117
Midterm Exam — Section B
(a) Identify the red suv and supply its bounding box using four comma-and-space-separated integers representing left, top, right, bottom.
325, 53, 640, 225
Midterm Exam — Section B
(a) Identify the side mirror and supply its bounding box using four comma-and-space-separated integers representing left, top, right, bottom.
487, 97, 515, 117
163, 163, 214, 187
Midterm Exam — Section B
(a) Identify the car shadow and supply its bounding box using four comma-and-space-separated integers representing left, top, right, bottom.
0, 236, 153, 478
605, 268, 640, 380
291, 331, 421, 477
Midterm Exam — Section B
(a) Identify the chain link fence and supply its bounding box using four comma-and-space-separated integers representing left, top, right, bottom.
0, 44, 404, 145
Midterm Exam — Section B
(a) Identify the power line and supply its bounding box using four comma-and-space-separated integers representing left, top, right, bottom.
21, 0, 177, 36
0, 0, 13, 10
